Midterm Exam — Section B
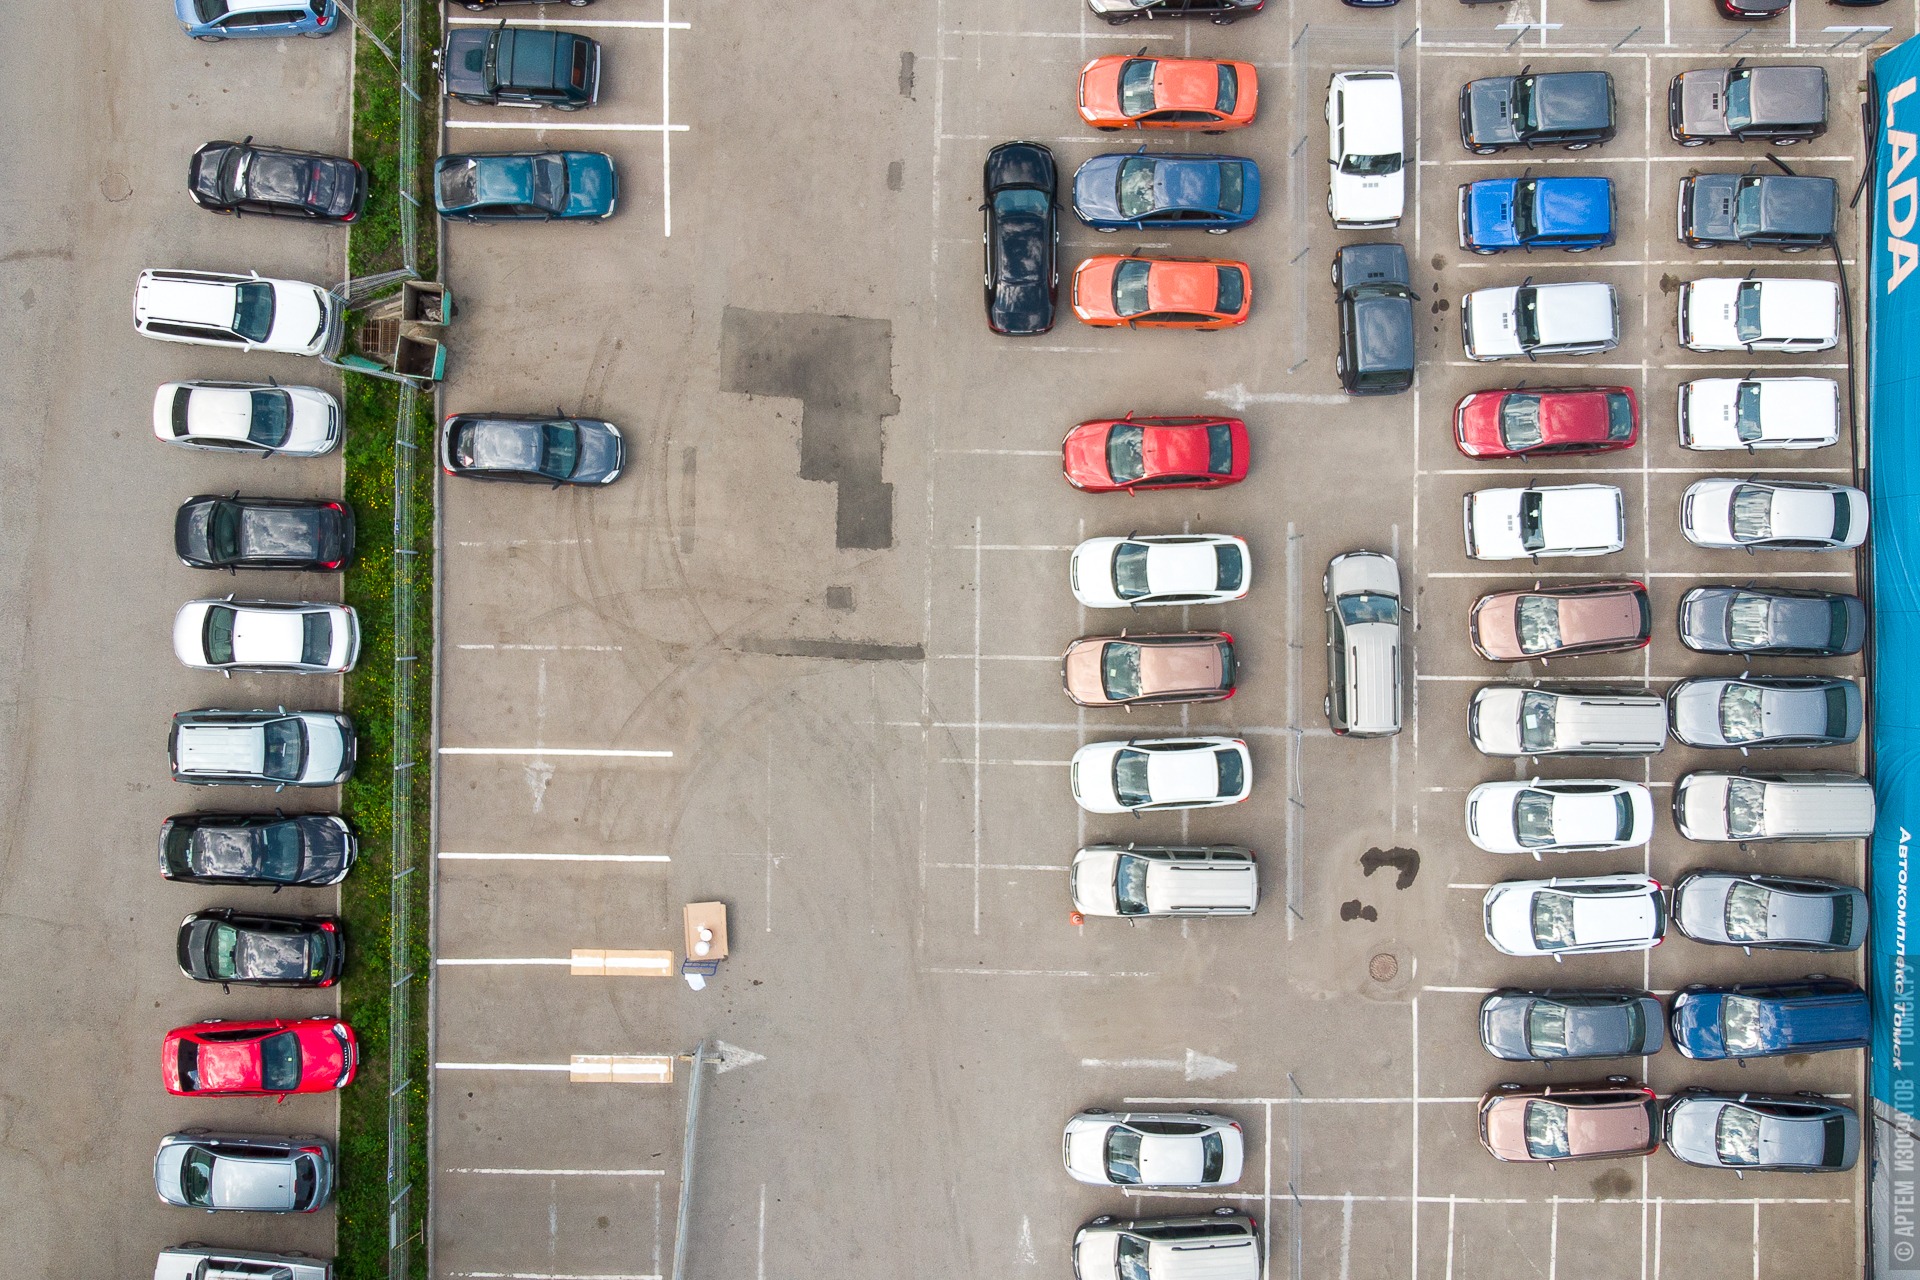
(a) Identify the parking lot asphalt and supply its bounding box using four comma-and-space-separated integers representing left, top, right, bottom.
0, 2, 351, 1273
431, 3, 1898, 1278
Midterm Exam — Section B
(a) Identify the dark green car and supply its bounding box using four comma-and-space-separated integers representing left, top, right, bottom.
435, 151, 617, 222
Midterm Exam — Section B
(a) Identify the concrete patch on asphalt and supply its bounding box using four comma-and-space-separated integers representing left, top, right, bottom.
734, 636, 924, 662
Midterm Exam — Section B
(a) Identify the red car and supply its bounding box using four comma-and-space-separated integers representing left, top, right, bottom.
162, 1017, 358, 1098
1072, 256, 1251, 329
1453, 386, 1638, 460
1078, 55, 1259, 132
1063, 413, 1249, 493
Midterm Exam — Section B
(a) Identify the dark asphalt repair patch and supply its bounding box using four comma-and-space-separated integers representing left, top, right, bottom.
720, 307, 900, 550
735, 636, 924, 662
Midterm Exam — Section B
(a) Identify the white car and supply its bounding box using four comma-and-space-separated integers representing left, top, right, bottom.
1465, 780, 1655, 857
1063, 1109, 1245, 1187
1678, 377, 1840, 451
152, 380, 342, 456
156, 1245, 332, 1280
134, 268, 343, 356
1680, 478, 1868, 551
1462, 281, 1618, 361
1070, 534, 1251, 608
1069, 737, 1251, 814
1468, 685, 1669, 758
174, 599, 360, 675
1482, 874, 1667, 958
1327, 71, 1404, 229
1069, 844, 1258, 917
1677, 277, 1839, 352
1463, 484, 1625, 560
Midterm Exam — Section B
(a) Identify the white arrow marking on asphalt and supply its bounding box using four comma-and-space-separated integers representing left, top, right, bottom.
1079, 1051, 1239, 1082
712, 1040, 766, 1074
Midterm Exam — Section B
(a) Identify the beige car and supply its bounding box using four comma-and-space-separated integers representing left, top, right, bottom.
1062, 632, 1235, 708
1478, 1080, 1660, 1164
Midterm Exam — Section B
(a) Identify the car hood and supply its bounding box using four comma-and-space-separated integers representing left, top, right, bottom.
1333, 165, 1403, 223
1481, 1098, 1534, 1159
298, 715, 350, 783
444, 28, 494, 96
1062, 423, 1115, 486
295, 816, 354, 882
571, 420, 624, 483
1676, 873, 1736, 939
189, 143, 239, 204
1676, 772, 1734, 838
1465, 179, 1519, 247
1465, 78, 1520, 146
1684, 173, 1739, 242
1665, 1100, 1728, 1165
1062, 642, 1110, 704
1479, 997, 1534, 1057
1484, 885, 1540, 952
1678, 69, 1732, 138
1074, 1228, 1122, 1276
1069, 847, 1123, 915
1671, 992, 1729, 1058
1681, 278, 1742, 346
1072, 155, 1128, 221
1669, 681, 1733, 746
1065, 1124, 1113, 1181
564, 152, 618, 217
266, 284, 329, 353
1467, 786, 1524, 849
1679, 380, 1743, 448
1678, 589, 1736, 650
987, 141, 1055, 191
211, 1155, 299, 1211
1465, 287, 1522, 358
1469, 687, 1527, 755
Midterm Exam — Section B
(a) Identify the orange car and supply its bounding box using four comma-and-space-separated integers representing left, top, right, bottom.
1071, 256, 1251, 329
1078, 55, 1258, 132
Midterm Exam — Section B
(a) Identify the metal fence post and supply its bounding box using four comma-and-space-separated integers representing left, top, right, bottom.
670, 1042, 710, 1280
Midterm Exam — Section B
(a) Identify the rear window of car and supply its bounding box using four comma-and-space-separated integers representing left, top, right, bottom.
1218, 162, 1244, 214
1824, 686, 1852, 739
1206, 423, 1234, 475
571, 39, 590, 89
1215, 266, 1244, 314
1214, 542, 1243, 592
259, 1031, 302, 1092
1215, 748, 1243, 798
1829, 894, 1855, 947
1215, 65, 1239, 114
1830, 494, 1851, 545
301, 613, 333, 667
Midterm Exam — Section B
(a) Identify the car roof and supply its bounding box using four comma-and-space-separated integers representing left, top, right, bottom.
176, 723, 268, 775
140, 276, 238, 328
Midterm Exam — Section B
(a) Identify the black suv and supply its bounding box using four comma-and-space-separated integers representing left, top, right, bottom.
441, 23, 600, 109
1677, 172, 1835, 251
1333, 244, 1416, 396
1087, 0, 1265, 22
1461, 69, 1615, 154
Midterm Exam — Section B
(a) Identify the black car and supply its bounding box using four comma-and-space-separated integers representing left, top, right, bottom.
178, 909, 344, 988
1478, 988, 1665, 1061
1460, 70, 1615, 155
461, 0, 590, 7
1086, 0, 1265, 21
160, 813, 357, 887
1333, 243, 1416, 395
441, 413, 625, 484
188, 139, 367, 222
983, 141, 1059, 336
1678, 173, 1835, 250
1677, 585, 1866, 657
176, 495, 355, 572
1717, 0, 1788, 18
1670, 64, 1828, 146
441, 24, 600, 109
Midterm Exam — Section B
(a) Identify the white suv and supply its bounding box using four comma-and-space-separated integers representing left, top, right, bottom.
1327, 71, 1405, 229
134, 268, 342, 356
1463, 280, 1619, 361
1678, 277, 1839, 353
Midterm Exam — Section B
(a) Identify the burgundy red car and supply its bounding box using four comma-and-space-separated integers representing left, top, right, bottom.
1453, 386, 1638, 460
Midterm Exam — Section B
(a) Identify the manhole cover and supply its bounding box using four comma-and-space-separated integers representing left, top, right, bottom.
1369, 953, 1399, 983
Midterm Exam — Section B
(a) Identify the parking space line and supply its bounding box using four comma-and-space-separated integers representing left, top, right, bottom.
660, 0, 673, 236
1440, 360, 1851, 371
456, 643, 626, 652
445, 121, 689, 132
1124, 1188, 1846, 1205
438, 852, 671, 863
1422, 156, 1860, 166
973, 516, 984, 936
1424, 466, 1853, 476
445, 1167, 667, 1177
942, 543, 1074, 551
449, 1273, 662, 1280
1425, 570, 1854, 579
439, 746, 674, 758
929, 653, 1056, 661
894, 719, 1331, 737
934, 448, 1056, 456
939, 757, 1066, 767
436, 957, 574, 966
438, 1061, 574, 1072
938, 27, 1177, 40
925, 966, 1158, 977
1449, 258, 1858, 269
932, 861, 1065, 871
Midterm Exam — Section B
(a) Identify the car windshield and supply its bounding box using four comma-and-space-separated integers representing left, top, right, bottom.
1112, 542, 1152, 600
1217, 162, 1244, 213
1725, 777, 1769, 840
1721, 996, 1769, 1055
1513, 790, 1558, 848
1117, 157, 1158, 217
207, 502, 244, 561
260, 823, 303, 880
1513, 287, 1542, 351
1518, 691, 1559, 751
262, 718, 306, 782
1734, 178, 1766, 239
531, 153, 568, 213
1120, 59, 1158, 115
1514, 596, 1563, 655
1718, 684, 1766, 744
1116, 1235, 1152, 1280
1730, 485, 1775, 542
1518, 491, 1546, 553
1114, 854, 1151, 916
1105, 1126, 1145, 1184
195, 0, 229, 20
1612, 792, 1635, 839
207, 923, 243, 980
1114, 750, 1153, 808
1499, 394, 1545, 450
1725, 70, 1755, 132
1106, 423, 1145, 482
248, 390, 294, 448
1734, 282, 1766, 344
1102, 643, 1142, 700
204, 607, 237, 665
259, 1031, 303, 1092
301, 613, 333, 667
1113, 260, 1153, 318
179, 1147, 217, 1206
1724, 881, 1773, 943
232, 281, 276, 344
537, 423, 580, 479
1343, 148, 1401, 177
1524, 1100, 1572, 1160
1716, 1106, 1762, 1166
1512, 181, 1541, 241
1531, 892, 1576, 949
1726, 595, 1776, 650
1338, 592, 1399, 626
1526, 1002, 1569, 1053
1513, 76, 1538, 132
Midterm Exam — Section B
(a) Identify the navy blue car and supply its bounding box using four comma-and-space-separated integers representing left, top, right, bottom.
175, 0, 339, 39
1670, 978, 1869, 1060
1459, 176, 1614, 254
1072, 151, 1261, 233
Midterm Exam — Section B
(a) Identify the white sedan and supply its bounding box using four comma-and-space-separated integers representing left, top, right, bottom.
173, 598, 360, 675
153, 380, 342, 456
1677, 277, 1839, 353
1069, 737, 1251, 814
1680, 478, 1868, 551
1482, 874, 1667, 959
1063, 1109, 1245, 1187
1070, 534, 1251, 608
1678, 377, 1840, 450
1463, 484, 1625, 560
1465, 780, 1655, 857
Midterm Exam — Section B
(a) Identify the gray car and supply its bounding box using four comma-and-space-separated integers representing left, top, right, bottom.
1668, 65, 1827, 146
1073, 1210, 1261, 1280
1478, 988, 1664, 1061
1677, 586, 1866, 657
1671, 870, 1867, 951
1664, 1091, 1858, 1172
1666, 676, 1861, 751
1333, 243, 1416, 395
154, 1131, 335, 1212
1677, 173, 1835, 251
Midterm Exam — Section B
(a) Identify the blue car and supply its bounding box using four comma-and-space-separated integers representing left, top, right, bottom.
1458, 175, 1614, 254
1072, 151, 1260, 233
175, 0, 340, 40
1669, 978, 1869, 1061
434, 152, 618, 222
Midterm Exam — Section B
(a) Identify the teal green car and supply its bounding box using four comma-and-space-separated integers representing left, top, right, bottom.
434, 151, 618, 223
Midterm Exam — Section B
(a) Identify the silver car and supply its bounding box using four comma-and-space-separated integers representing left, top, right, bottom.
1671, 870, 1867, 952
154, 1131, 335, 1213
1664, 1091, 1858, 1173
1063, 1108, 1245, 1187
1666, 676, 1862, 751
1074, 1210, 1261, 1280
156, 1244, 333, 1280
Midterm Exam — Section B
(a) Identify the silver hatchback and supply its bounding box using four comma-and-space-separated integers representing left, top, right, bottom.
154, 1130, 335, 1213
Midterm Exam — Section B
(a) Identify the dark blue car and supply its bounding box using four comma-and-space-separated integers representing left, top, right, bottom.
1458, 176, 1614, 254
434, 152, 618, 222
1669, 978, 1869, 1061
1072, 151, 1260, 233
175, 0, 339, 40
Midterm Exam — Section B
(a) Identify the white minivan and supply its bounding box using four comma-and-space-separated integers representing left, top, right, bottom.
1327, 71, 1405, 229
1673, 772, 1876, 842
1324, 550, 1403, 737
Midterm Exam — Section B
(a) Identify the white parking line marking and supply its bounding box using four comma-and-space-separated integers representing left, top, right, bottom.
926, 966, 1158, 977
929, 653, 1057, 661
1423, 156, 1859, 166
438, 1062, 574, 1072
436, 957, 575, 966
1206, 384, 1353, 409
453, 538, 582, 547
935, 448, 1057, 456
456, 643, 626, 652
942, 543, 1074, 551
933, 861, 1066, 872
1451, 259, 1858, 269
446, 1167, 667, 1177
758, 1185, 769, 1280
940, 757, 1067, 767
438, 852, 671, 863
1441, 361, 1851, 371
450, 1274, 662, 1280
661, 0, 673, 236
939, 27, 1177, 39
439, 746, 674, 758
446, 121, 690, 132
1423, 466, 1852, 476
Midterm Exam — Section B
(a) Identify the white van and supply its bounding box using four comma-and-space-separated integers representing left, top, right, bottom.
1468, 685, 1668, 758
1325, 550, 1403, 737
1070, 844, 1257, 917
1327, 71, 1405, 229
1074, 1211, 1261, 1280
1673, 771, 1876, 842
